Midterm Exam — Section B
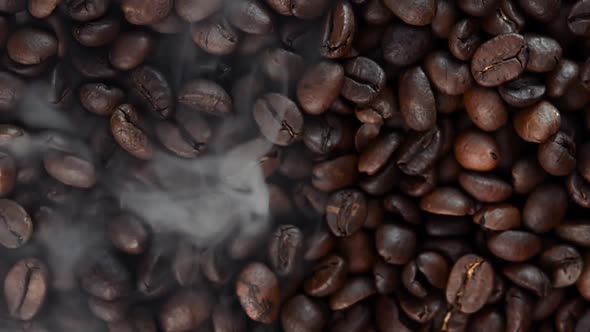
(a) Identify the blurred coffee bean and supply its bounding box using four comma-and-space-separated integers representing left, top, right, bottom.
236, 262, 280, 324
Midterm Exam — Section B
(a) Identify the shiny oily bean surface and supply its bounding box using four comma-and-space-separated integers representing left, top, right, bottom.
470, 33, 528, 87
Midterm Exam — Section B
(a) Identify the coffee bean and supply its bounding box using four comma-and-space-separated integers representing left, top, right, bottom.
358, 132, 402, 176
511, 156, 547, 194
109, 31, 154, 71
4, 258, 48, 320
474, 203, 521, 231
373, 259, 401, 295
178, 79, 231, 117
448, 19, 481, 61
227, 0, 274, 35
175, 0, 224, 22
471, 33, 528, 87
457, 0, 500, 16
525, 34, 562, 73
325, 189, 367, 237
329, 276, 376, 310
382, 22, 432, 66
312, 154, 358, 192
399, 66, 436, 131
108, 213, 149, 255
80, 83, 125, 116
268, 225, 303, 276
128, 65, 174, 118
338, 230, 375, 274
137, 245, 176, 297
547, 59, 579, 97
159, 291, 211, 332
73, 14, 120, 47
0, 199, 32, 248
568, 0, 590, 36
236, 262, 280, 324
446, 254, 494, 314
505, 286, 534, 332
402, 251, 449, 297
320, 0, 355, 58
514, 101, 561, 143
362, 0, 395, 25
7, 28, 57, 66
297, 61, 344, 115
396, 127, 442, 176
62, 0, 110, 21
523, 182, 568, 233
519, 0, 560, 22
376, 223, 417, 265
43, 150, 97, 188
502, 263, 551, 297
110, 104, 153, 160
555, 221, 590, 247
254, 93, 303, 146
464, 86, 508, 131
384, 194, 422, 225
79, 250, 131, 301
420, 187, 475, 216
538, 131, 576, 176
156, 111, 210, 158
454, 129, 500, 172
304, 254, 347, 297
121, 0, 172, 25
498, 75, 546, 107
281, 295, 327, 332
424, 51, 473, 96
487, 230, 542, 262
342, 56, 386, 105
483, 0, 525, 36
540, 245, 583, 287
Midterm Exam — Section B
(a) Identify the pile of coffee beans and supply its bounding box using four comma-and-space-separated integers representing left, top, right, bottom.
1, 0, 590, 331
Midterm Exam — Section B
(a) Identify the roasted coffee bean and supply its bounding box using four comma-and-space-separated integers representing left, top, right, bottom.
137, 245, 176, 297
155, 112, 210, 158
0, 72, 24, 111
402, 251, 449, 297
78, 250, 131, 301
304, 254, 347, 297
109, 31, 153, 71
7, 28, 57, 65
373, 259, 400, 295
446, 254, 494, 313
396, 127, 442, 176
281, 294, 327, 332
482, 0, 525, 36
523, 182, 568, 233
0, 199, 32, 248
420, 187, 475, 216
358, 132, 402, 176
108, 213, 149, 255
424, 51, 473, 96
297, 61, 344, 115
376, 222, 417, 265
329, 276, 376, 310
525, 34, 562, 73
540, 245, 583, 288
127, 66, 174, 118
80, 83, 125, 116
502, 263, 551, 297
547, 59, 579, 98
399, 66, 436, 131
236, 262, 280, 324
568, 0, 590, 36
459, 171, 512, 202
471, 33, 528, 87
63, 0, 110, 21
498, 75, 546, 108
267, 0, 330, 19
505, 286, 534, 332
254, 93, 303, 146
121, 0, 172, 25
338, 230, 375, 274
325, 189, 367, 237
0, 0, 25, 13
454, 129, 500, 172
383, 194, 421, 225
87, 297, 128, 322
73, 14, 120, 47
178, 79, 231, 117
341, 56, 386, 105
312, 154, 358, 192
4, 258, 48, 320
227, 0, 274, 35
487, 230, 542, 262
159, 291, 211, 332
464, 86, 508, 131
320, 0, 355, 59
448, 18, 481, 61
514, 101, 560, 143
518, 0, 560, 22
382, 22, 432, 67
110, 104, 154, 160
303, 114, 354, 155
382, 0, 435, 26
538, 131, 576, 176
474, 203, 521, 231
555, 221, 590, 247
268, 225, 303, 276
43, 151, 97, 188
457, 0, 500, 16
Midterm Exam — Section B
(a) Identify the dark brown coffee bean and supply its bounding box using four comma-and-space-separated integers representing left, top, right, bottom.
424, 51, 474, 96
342, 56, 386, 105
236, 262, 280, 324
303, 115, 354, 155
568, 0, 590, 36
128, 66, 174, 119
281, 294, 327, 332
425, 216, 473, 237
511, 156, 547, 194
399, 66, 436, 131
577, 254, 590, 301
361, 0, 394, 25
268, 225, 303, 276
227, 0, 274, 35
487, 230, 542, 262
502, 263, 551, 297
254, 93, 303, 146
109, 31, 153, 71
80, 83, 125, 116
448, 19, 481, 61
483, 0, 525, 36
382, 22, 432, 66
525, 34, 562, 73
191, 16, 239, 55
4, 258, 48, 320
518, 0, 560, 22
7, 28, 57, 65
457, 0, 500, 16
175, 0, 223, 22
43, 151, 97, 188
505, 286, 534, 332
402, 251, 449, 297
267, 0, 330, 19
320, 0, 355, 59
420, 187, 475, 216
73, 14, 120, 47
312, 154, 358, 192
523, 182, 568, 233
454, 129, 500, 172
297, 61, 344, 115
446, 254, 494, 314
329, 277, 376, 310
556, 221, 590, 247
373, 259, 400, 295
382, 0, 435, 26
383, 194, 422, 225
108, 213, 149, 255
178, 79, 231, 117
325, 189, 367, 237
359, 156, 398, 195
547, 59, 579, 98
498, 75, 546, 108
474, 203, 521, 231
79, 250, 131, 301
159, 291, 211, 332
538, 131, 576, 176
88, 297, 128, 322
532, 287, 565, 321
121, 0, 172, 25
513, 101, 561, 143
304, 255, 347, 297
540, 245, 582, 287
110, 104, 153, 160
0, 199, 32, 249
396, 127, 442, 176
358, 132, 402, 176
338, 230, 375, 274
471, 33, 528, 87
376, 223, 417, 265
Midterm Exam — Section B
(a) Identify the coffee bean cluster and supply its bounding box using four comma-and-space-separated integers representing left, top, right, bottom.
0, 0, 588, 331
